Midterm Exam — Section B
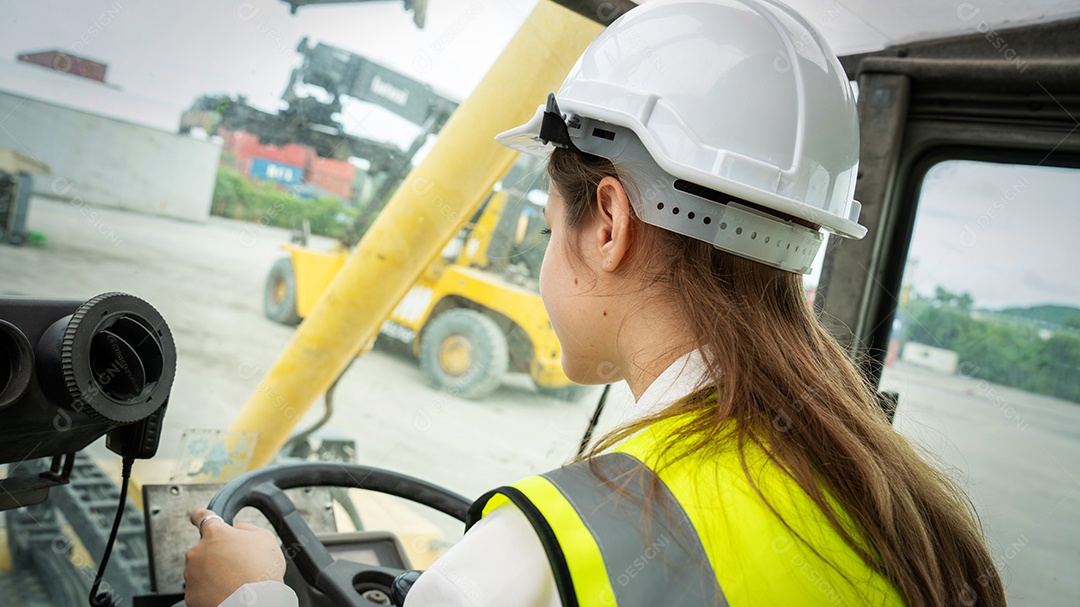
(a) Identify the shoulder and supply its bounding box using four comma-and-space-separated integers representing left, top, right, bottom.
406, 503, 559, 607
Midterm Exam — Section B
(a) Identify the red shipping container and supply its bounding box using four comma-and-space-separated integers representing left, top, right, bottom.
218, 129, 355, 200
307, 157, 355, 200
220, 130, 311, 169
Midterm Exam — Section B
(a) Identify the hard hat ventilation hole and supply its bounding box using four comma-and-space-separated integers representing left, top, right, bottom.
688, 212, 695, 219
657, 202, 665, 210
592, 127, 616, 141
764, 236, 770, 243
703, 217, 712, 225
674, 179, 728, 203
672, 207, 680, 215
720, 222, 728, 230
751, 232, 757, 240
735, 227, 743, 235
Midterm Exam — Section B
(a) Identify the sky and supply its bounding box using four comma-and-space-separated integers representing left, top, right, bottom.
1, 0, 1077, 309
904, 161, 1080, 310
0, 0, 538, 148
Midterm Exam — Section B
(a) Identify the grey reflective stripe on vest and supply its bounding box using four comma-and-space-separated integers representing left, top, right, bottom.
540, 452, 728, 607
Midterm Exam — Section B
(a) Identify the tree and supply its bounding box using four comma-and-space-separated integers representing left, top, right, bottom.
901, 288, 1079, 404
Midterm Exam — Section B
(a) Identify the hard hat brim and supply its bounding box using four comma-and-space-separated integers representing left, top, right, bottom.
495, 105, 552, 158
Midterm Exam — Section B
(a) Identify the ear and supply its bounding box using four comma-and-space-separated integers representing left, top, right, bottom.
593, 176, 633, 273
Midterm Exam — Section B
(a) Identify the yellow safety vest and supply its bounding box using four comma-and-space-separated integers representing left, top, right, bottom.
466, 415, 905, 606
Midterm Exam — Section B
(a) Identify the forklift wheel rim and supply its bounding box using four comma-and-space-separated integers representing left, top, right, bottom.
438, 335, 473, 376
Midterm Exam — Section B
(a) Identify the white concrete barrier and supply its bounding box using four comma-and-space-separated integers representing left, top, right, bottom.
901, 342, 960, 375
0, 90, 220, 222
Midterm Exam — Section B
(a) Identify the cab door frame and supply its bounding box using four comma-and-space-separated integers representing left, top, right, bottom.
818, 17, 1080, 388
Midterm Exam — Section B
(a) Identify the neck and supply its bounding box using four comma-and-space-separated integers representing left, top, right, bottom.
611, 296, 697, 401
625, 346, 696, 401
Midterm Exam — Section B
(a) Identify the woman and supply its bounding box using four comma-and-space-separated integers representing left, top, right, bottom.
185, 1, 1006, 605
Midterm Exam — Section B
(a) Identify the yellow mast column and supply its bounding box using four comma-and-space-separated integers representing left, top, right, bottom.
229, 1, 604, 469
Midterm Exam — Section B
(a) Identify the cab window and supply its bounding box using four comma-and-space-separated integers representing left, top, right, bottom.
884, 159, 1080, 606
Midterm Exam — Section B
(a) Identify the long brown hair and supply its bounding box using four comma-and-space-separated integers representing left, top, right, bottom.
547, 147, 1006, 607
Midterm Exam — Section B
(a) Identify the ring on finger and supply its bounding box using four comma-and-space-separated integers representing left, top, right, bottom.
199, 514, 225, 535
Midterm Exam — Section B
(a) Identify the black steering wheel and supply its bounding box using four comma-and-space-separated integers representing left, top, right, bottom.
207, 463, 471, 606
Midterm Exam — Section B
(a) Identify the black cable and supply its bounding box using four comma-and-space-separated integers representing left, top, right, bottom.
89, 456, 134, 607
577, 384, 612, 458
283, 355, 355, 454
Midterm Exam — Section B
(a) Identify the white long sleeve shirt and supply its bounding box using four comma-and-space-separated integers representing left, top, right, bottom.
218, 350, 707, 607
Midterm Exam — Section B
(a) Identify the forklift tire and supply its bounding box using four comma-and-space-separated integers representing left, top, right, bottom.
420, 309, 508, 400
264, 257, 302, 326
535, 383, 588, 402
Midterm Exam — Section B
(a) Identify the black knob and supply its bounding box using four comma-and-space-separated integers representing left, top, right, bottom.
390, 570, 423, 606
36, 292, 175, 424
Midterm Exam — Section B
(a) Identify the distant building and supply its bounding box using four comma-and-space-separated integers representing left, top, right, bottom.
0, 56, 220, 222
17, 50, 107, 84
1, 55, 177, 131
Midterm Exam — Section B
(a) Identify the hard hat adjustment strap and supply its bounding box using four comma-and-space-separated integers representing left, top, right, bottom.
636, 191, 823, 274
567, 120, 823, 273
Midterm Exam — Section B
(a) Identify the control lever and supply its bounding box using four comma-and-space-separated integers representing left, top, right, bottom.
391, 570, 423, 606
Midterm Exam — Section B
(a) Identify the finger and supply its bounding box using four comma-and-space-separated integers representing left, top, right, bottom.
232, 522, 262, 532
190, 508, 215, 527
190, 509, 230, 537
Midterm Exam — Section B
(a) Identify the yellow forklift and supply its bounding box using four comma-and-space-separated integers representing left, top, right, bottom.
265, 156, 582, 400
240, 34, 581, 400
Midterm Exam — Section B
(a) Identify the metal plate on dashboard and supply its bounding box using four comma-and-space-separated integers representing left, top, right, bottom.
142, 483, 337, 595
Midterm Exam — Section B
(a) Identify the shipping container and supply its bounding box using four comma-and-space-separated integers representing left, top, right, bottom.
219, 129, 356, 200
250, 158, 303, 186
307, 156, 355, 200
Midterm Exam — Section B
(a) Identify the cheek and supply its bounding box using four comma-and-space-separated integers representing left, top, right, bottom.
539, 240, 583, 342
538, 246, 561, 323
538, 243, 593, 381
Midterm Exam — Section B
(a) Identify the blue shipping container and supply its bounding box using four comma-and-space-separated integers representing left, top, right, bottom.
250, 158, 303, 185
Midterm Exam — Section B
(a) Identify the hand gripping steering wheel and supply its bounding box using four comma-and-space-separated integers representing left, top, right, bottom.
207, 463, 471, 606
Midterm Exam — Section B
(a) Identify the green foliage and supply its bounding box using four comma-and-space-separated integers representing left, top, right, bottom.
902, 288, 1080, 403
210, 167, 356, 239
999, 304, 1080, 328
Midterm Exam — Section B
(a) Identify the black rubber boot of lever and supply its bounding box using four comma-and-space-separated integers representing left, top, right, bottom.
390, 570, 424, 606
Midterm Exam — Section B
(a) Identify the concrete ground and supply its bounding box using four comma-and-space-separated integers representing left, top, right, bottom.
884, 363, 1080, 606
2, 196, 1077, 605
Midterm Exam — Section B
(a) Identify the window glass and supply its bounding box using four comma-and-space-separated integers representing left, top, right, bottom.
884, 160, 1080, 606
0, 2, 613, 603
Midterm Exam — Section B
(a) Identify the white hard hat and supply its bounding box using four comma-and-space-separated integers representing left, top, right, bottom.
496, 0, 864, 274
